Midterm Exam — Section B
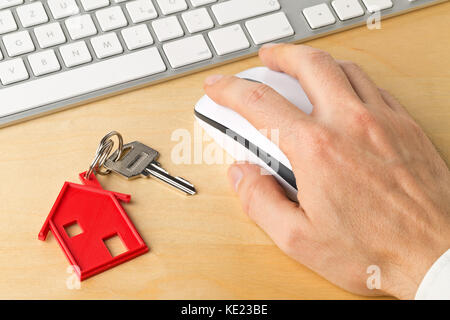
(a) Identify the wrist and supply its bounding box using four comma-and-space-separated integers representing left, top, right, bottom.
382, 196, 450, 299
383, 242, 450, 299
382, 262, 420, 299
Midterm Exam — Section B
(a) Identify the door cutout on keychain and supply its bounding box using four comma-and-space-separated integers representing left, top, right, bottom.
104, 234, 128, 257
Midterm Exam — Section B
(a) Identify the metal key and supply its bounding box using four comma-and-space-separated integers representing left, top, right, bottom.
104, 141, 196, 195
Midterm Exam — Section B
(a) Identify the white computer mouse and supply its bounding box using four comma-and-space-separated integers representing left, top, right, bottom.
194, 67, 313, 201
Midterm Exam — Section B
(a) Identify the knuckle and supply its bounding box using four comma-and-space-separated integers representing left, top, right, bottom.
280, 226, 302, 255
348, 109, 391, 144
305, 48, 333, 65
244, 83, 272, 107
350, 108, 378, 129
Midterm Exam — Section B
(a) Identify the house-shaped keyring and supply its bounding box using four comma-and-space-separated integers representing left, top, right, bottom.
39, 172, 148, 280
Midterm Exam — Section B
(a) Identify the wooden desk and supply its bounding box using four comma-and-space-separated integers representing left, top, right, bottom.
0, 2, 449, 299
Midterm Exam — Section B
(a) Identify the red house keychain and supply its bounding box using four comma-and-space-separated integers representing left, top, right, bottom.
38, 132, 148, 281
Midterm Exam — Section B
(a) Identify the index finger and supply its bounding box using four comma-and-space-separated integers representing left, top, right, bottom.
259, 44, 361, 114
203, 75, 313, 155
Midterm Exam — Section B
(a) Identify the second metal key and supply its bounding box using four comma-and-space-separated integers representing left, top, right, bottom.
104, 141, 196, 195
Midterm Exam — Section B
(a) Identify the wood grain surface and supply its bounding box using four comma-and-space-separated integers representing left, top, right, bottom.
0, 2, 449, 299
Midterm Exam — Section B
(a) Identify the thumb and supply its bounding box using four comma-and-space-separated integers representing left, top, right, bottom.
228, 163, 305, 249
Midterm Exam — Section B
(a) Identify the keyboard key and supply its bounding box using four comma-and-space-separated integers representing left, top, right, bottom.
303, 3, 336, 29
0, 47, 166, 117
152, 16, 184, 42
96, 6, 128, 31
245, 12, 293, 45
163, 34, 212, 68
212, 0, 280, 25
156, 0, 187, 15
0, 57, 28, 85
190, 0, 216, 7
16, 2, 48, 27
80, 0, 110, 11
0, 0, 23, 10
59, 41, 92, 67
126, 0, 158, 23
331, 0, 365, 20
47, 0, 80, 19
362, 0, 393, 13
28, 49, 61, 76
91, 33, 123, 59
2, 30, 34, 56
0, 9, 18, 34
34, 22, 66, 48
121, 24, 154, 50
182, 7, 214, 33
208, 24, 249, 55
65, 14, 97, 40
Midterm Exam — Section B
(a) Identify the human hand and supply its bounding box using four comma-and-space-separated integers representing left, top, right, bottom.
203, 43, 450, 299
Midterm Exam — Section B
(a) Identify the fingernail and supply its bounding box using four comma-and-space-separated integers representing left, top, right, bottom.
228, 165, 243, 192
261, 43, 278, 50
205, 74, 223, 86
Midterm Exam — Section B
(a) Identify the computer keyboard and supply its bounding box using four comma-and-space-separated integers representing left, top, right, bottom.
0, 0, 445, 127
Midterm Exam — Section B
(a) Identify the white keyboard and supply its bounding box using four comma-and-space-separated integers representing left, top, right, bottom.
0, 0, 444, 126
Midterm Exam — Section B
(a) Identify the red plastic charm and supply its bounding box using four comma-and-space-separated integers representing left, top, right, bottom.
39, 172, 148, 281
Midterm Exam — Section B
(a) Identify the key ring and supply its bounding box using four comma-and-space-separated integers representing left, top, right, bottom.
85, 131, 124, 179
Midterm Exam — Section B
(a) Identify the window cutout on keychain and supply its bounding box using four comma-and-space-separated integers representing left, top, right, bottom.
64, 221, 83, 238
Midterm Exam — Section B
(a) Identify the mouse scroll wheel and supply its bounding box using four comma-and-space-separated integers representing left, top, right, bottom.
242, 78, 262, 84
